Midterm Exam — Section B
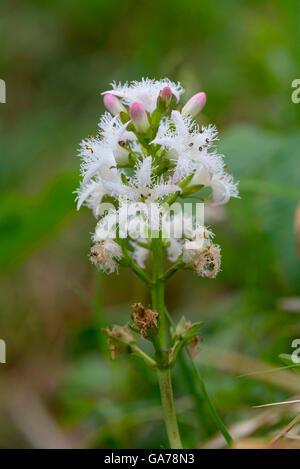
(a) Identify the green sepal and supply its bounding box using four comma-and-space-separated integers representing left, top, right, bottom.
126, 121, 135, 132
127, 151, 140, 167
182, 184, 205, 197
119, 111, 130, 124
121, 172, 130, 186
178, 172, 195, 188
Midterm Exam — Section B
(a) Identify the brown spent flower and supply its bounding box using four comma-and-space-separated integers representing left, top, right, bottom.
89, 240, 122, 274
131, 303, 159, 338
187, 334, 202, 357
184, 320, 192, 330
194, 244, 221, 278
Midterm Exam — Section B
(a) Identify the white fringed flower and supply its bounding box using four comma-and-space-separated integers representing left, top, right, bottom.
93, 209, 119, 241
153, 110, 239, 204
163, 218, 222, 278
119, 201, 151, 239
131, 241, 150, 268
102, 78, 184, 113
153, 111, 218, 156
161, 210, 193, 239
76, 176, 105, 216
78, 136, 115, 185
162, 212, 208, 263
89, 240, 122, 274
166, 238, 183, 263
189, 166, 239, 206
79, 113, 136, 184
76, 164, 122, 216
103, 156, 180, 204
161, 209, 185, 262
152, 110, 221, 179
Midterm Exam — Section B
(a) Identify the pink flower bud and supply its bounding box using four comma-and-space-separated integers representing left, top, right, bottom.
129, 102, 150, 133
182, 92, 206, 118
159, 86, 173, 103
103, 93, 126, 115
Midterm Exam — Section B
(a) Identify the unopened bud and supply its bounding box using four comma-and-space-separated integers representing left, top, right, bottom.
156, 86, 173, 112
102, 325, 136, 359
159, 86, 173, 102
169, 317, 203, 366
103, 93, 126, 115
171, 316, 203, 343
129, 102, 150, 133
182, 92, 206, 118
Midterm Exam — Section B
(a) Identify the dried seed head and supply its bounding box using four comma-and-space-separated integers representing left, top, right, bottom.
89, 240, 122, 274
131, 303, 159, 338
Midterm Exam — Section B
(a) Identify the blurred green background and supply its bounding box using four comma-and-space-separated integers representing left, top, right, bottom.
0, 0, 300, 449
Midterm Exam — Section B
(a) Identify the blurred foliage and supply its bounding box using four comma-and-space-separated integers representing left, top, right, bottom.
0, 173, 77, 273
0, 0, 299, 449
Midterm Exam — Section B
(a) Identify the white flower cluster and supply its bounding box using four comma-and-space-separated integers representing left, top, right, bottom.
152, 111, 238, 204
76, 78, 238, 275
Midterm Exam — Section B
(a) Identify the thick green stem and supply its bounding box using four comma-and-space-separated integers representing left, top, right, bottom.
151, 236, 182, 449
151, 237, 166, 358
157, 368, 183, 449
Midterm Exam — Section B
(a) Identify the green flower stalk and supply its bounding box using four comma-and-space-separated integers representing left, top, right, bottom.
76, 77, 239, 448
